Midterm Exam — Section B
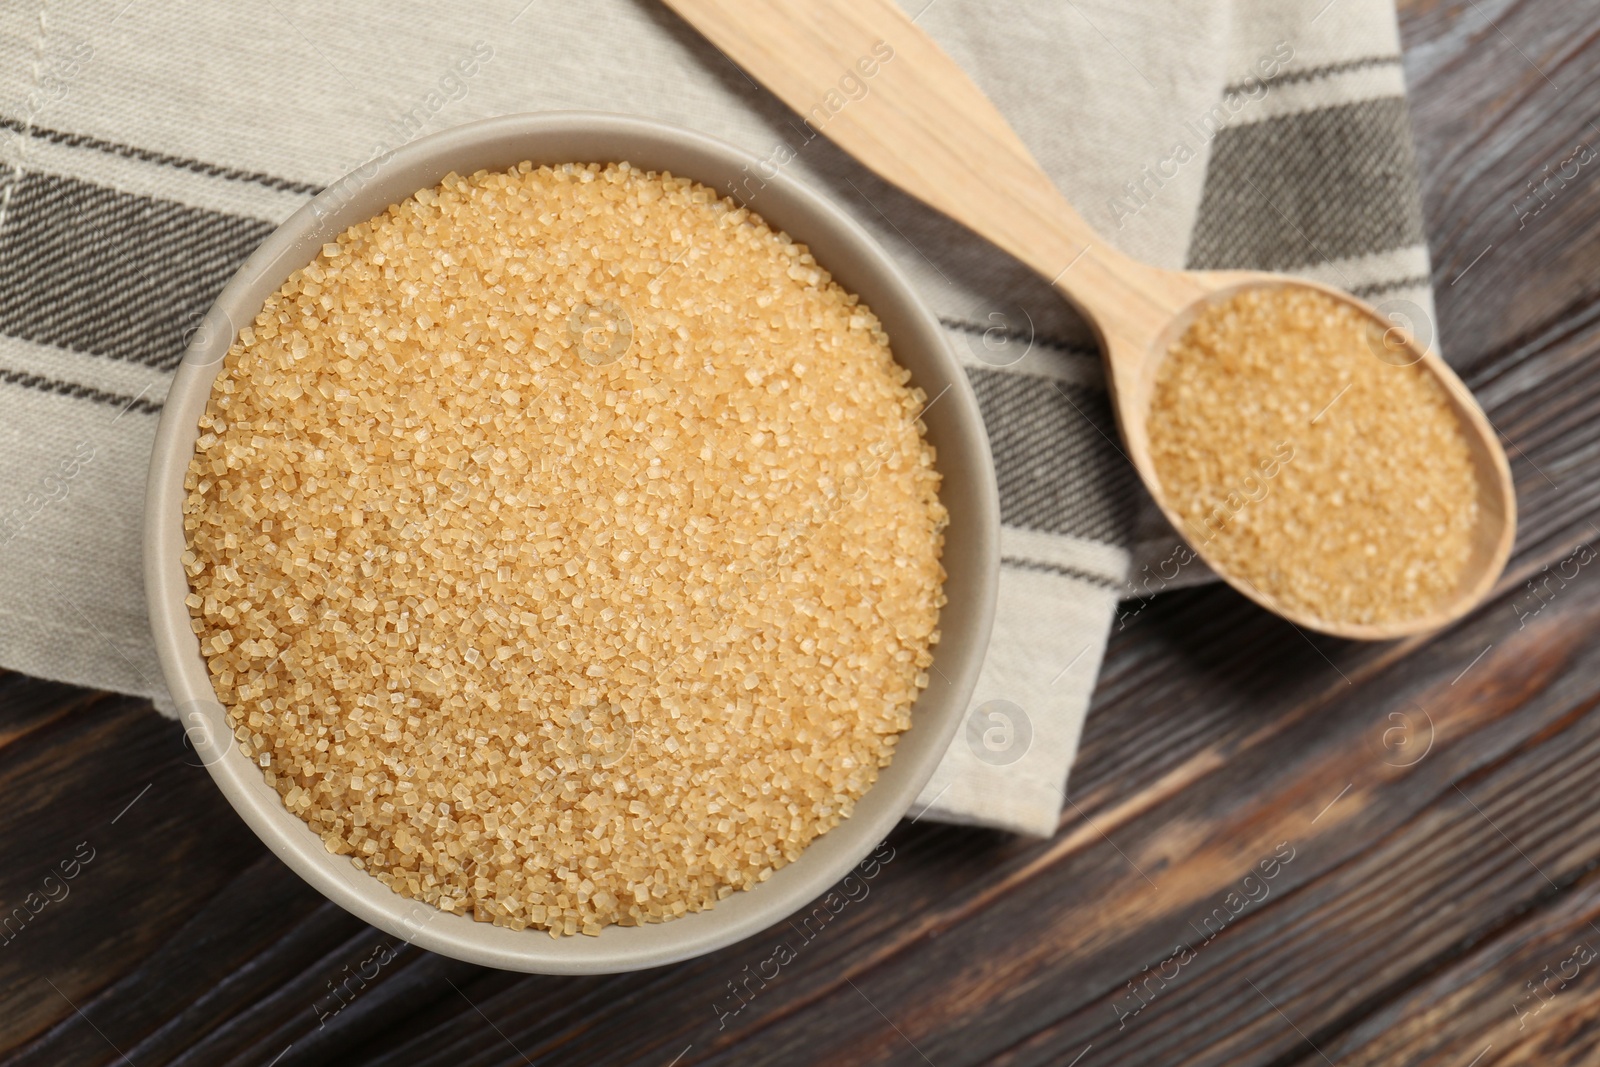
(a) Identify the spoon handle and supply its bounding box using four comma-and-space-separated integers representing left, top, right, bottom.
663, 0, 1152, 314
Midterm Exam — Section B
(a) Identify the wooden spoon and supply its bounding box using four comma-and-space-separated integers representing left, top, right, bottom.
664, 0, 1515, 640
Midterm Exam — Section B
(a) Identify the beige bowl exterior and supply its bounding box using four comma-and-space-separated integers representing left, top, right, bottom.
144, 112, 998, 974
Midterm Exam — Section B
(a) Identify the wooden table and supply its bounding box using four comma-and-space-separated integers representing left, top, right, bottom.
4, 1, 1599, 1063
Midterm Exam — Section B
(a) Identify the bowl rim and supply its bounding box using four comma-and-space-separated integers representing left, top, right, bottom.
144, 110, 998, 973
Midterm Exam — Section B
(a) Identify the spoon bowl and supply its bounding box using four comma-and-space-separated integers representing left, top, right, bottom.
667, 0, 1516, 638
1112, 270, 1514, 639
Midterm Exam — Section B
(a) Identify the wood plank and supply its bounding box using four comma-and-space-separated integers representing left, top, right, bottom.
0, 672, 106, 754
9, 856, 330, 1067
987, 631, 1600, 1064
1400, 0, 1600, 565
1402, 0, 1600, 369
1295, 866, 1600, 1066
0, 697, 265, 1055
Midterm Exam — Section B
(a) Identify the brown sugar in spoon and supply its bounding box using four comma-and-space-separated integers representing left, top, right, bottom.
664, 0, 1515, 640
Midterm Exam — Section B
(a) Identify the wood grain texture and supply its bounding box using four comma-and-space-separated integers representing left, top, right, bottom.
3, 1, 1600, 1064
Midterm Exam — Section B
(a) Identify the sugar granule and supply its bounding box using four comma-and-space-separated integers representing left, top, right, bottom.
1148, 285, 1479, 626
182, 162, 947, 936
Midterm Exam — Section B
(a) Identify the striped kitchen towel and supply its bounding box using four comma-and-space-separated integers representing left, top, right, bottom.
0, 0, 1435, 836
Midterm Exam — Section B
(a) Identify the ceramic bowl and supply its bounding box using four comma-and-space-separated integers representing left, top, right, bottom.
144, 112, 998, 973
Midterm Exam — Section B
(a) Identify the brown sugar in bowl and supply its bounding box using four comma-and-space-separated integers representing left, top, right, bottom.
144, 113, 998, 973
